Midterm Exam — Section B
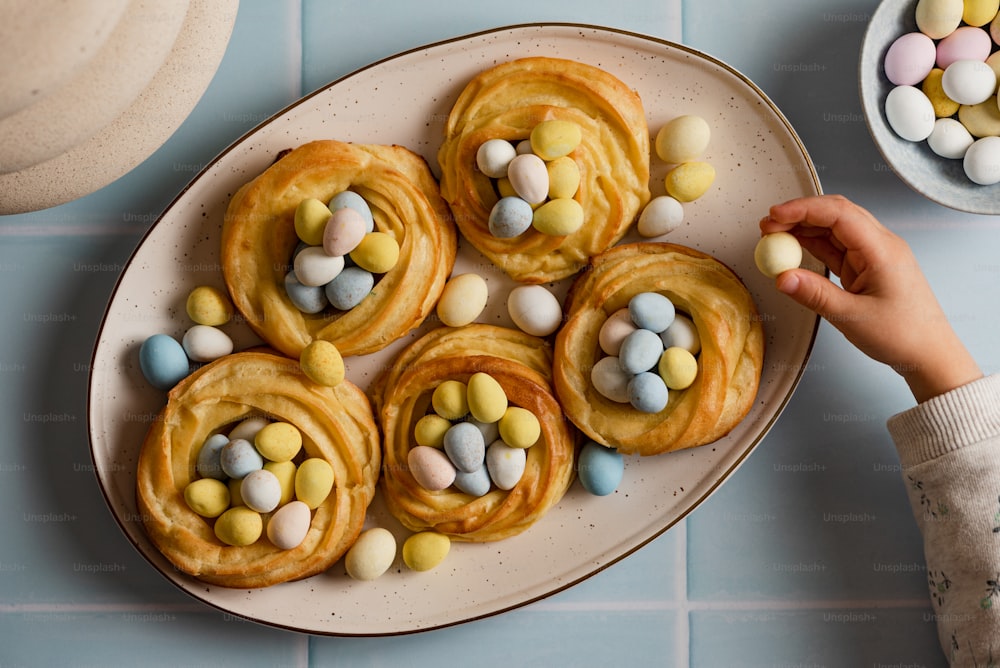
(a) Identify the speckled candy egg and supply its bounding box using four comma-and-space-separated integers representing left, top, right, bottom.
506, 153, 549, 204
408, 445, 457, 491
266, 500, 311, 550
577, 441, 625, 496
443, 422, 487, 473
637, 195, 684, 237
486, 439, 527, 490
489, 196, 533, 238
402, 531, 451, 572
507, 284, 563, 337
139, 333, 190, 391
598, 308, 637, 356
476, 138, 517, 178
240, 469, 282, 513
590, 356, 630, 403
345, 527, 397, 581
181, 324, 233, 363
437, 273, 488, 327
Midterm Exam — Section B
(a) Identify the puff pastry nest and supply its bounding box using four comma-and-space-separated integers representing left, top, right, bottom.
373, 324, 577, 542
222, 139, 457, 358
136, 349, 381, 588
554, 243, 765, 456
437, 57, 651, 284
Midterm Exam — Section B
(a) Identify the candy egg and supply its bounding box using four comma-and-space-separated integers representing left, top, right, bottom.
323, 207, 368, 257
183, 478, 230, 518
263, 460, 297, 505
664, 161, 715, 202
590, 356, 631, 403
229, 416, 269, 443
469, 419, 500, 446
325, 266, 374, 311
240, 468, 282, 513
266, 500, 311, 550
486, 439, 527, 490
345, 527, 396, 581
294, 198, 332, 246
414, 414, 452, 448
927, 117, 975, 158
498, 407, 540, 449
507, 284, 563, 337
883, 32, 937, 86
530, 119, 582, 160
577, 441, 624, 496
488, 196, 533, 238
546, 156, 581, 199
937, 26, 992, 69
432, 379, 469, 420
467, 372, 508, 424
755, 232, 803, 278
139, 334, 190, 390
402, 531, 451, 572
884, 85, 936, 142
214, 506, 263, 547
532, 198, 584, 236
299, 339, 345, 387
228, 478, 244, 507
618, 328, 664, 375
964, 0, 1000, 26
655, 115, 711, 163
196, 433, 229, 480
921, 68, 961, 118
658, 346, 699, 390
958, 98, 1000, 137
628, 292, 675, 333
660, 314, 701, 356
506, 153, 549, 205
437, 273, 488, 327
964, 135, 1000, 184
915, 0, 963, 39
329, 190, 374, 233
284, 271, 328, 313
295, 458, 335, 509
598, 308, 637, 356
443, 422, 487, 473
181, 324, 234, 363
637, 196, 684, 237
220, 438, 264, 479
185, 285, 233, 326
350, 232, 400, 274
408, 445, 457, 491
941, 60, 997, 105
454, 465, 492, 497
477, 138, 517, 178
293, 246, 345, 287
628, 371, 669, 413
255, 421, 302, 462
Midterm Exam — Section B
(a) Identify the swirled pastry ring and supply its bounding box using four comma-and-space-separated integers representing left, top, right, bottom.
554, 243, 765, 456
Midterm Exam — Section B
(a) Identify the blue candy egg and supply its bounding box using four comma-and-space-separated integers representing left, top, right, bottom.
618, 328, 664, 375
627, 371, 669, 413
220, 438, 264, 479
284, 271, 328, 314
443, 422, 486, 473
454, 465, 492, 497
578, 441, 624, 496
139, 334, 190, 391
628, 292, 675, 333
488, 196, 533, 238
325, 266, 374, 310
196, 433, 229, 480
329, 190, 375, 233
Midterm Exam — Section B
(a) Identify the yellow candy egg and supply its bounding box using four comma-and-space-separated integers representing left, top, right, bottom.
227, 478, 244, 507
214, 506, 263, 546
655, 115, 711, 163
754, 232, 803, 278
498, 406, 541, 449
183, 478, 230, 518
497, 177, 517, 198
436, 273, 489, 327
414, 414, 452, 448
432, 379, 469, 420
467, 372, 508, 424
299, 339, 345, 387
546, 156, 581, 199
915, 0, 963, 39
664, 162, 715, 202
263, 460, 297, 505
959, 99, 1000, 137
350, 232, 400, 274
532, 198, 584, 236
529, 119, 582, 160
402, 531, 451, 572
345, 527, 397, 581
921, 69, 960, 118
963, 0, 999, 26
658, 347, 699, 390
295, 458, 335, 509
185, 285, 233, 326
255, 421, 302, 462
294, 197, 332, 246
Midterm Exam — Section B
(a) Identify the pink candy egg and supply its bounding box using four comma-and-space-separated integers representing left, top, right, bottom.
323, 207, 367, 257
884, 32, 937, 85
936, 26, 993, 69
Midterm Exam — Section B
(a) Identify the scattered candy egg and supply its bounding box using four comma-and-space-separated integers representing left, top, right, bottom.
240, 468, 282, 513
266, 500, 311, 550
921, 68, 960, 117
964, 135, 1000, 184
255, 422, 302, 462
506, 153, 549, 204
660, 314, 701, 356
664, 161, 715, 202
627, 371, 669, 413
628, 292, 675, 334
350, 232, 400, 274
590, 356, 631, 403
181, 324, 233, 363
476, 138, 517, 178
936, 25, 992, 69
437, 273, 488, 327
345, 527, 397, 581
323, 207, 368, 257
414, 414, 452, 448
637, 195, 684, 237
885, 85, 936, 142
293, 246, 345, 287
530, 119, 582, 160
214, 506, 263, 547
927, 117, 975, 158
655, 115, 711, 163
755, 232, 803, 278
507, 284, 562, 337
329, 190, 375, 233
407, 445, 457, 491
196, 433, 229, 480
577, 441, 624, 496
915, 0, 963, 39
402, 531, 451, 572
294, 198, 332, 246
618, 328, 663, 375
184, 478, 231, 518
229, 416, 269, 443
498, 407, 540, 449
966, 0, 1000, 26
532, 197, 584, 236
486, 439, 527, 490
546, 156, 581, 199
299, 339, 345, 387
139, 334, 190, 390
185, 285, 233, 326
467, 372, 508, 424
488, 196, 534, 238
598, 308, 637, 356
325, 266, 375, 311
220, 438, 264, 479
284, 272, 328, 313
295, 458, 335, 509
443, 422, 487, 473
263, 460, 297, 505
658, 346, 699, 390
883, 32, 937, 86
941, 59, 997, 105
454, 465, 492, 497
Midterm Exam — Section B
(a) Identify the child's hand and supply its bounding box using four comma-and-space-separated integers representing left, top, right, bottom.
760, 194, 981, 403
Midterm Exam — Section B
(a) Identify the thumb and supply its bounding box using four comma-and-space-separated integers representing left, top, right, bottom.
774, 268, 855, 322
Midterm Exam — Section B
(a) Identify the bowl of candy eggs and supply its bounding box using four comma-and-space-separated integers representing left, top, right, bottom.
860, 0, 1000, 213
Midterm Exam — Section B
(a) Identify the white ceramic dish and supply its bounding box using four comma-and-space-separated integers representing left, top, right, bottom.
88, 24, 822, 636
859, 0, 1000, 214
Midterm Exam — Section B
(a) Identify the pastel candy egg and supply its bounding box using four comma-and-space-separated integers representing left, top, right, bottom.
546, 156, 580, 199
655, 115, 711, 163
454, 465, 492, 497
263, 460, 297, 505
294, 198, 332, 246
915, 0, 963, 39
532, 198, 584, 236
664, 162, 715, 202
660, 314, 701, 355
993, 11, 1000, 44
443, 422, 487, 473
883, 32, 937, 86
266, 500, 311, 550
497, 177, 517, 198
942, 60, 997, 105
329, 190, 374, 233
958, 98, 1000, 137
628, 371, 669, 413
185, 285, 233, 326
437, 273, 488, 327
486, 439, 527, 490
227, 478, 244, 507
196, 433, 229, 480
414, 413, 452, 448
220, 438, 264, 479
325, 267, 374, 311
577, 441, 624, 496
964, 0, 1000, 26
295, 458, 335, 509
408, 445, 457, 491
755, 232, 803, 278
350, 232, 400, 274
590, 356, 631, 403
498, 407, 541, 449
469, 418, 499, 445
927, 117, 975, 159
402, 531, 451, 572
628, 292, 675, 333
658, 346, 699, 390
937, 26, 992, 69
183, 478, 230, 518
506, 153, 549, 204
294, 246, 344, 287
507, 284, 563, 337
515, 139, 533, 154
618, 328, 664, 375
299, 339, 345, 387
529, 119, 582, 160
323, 207, 368, 257
139, 334, 189, 391
254, 421, 302, 462
921, 68, 960, 118
467, 372, 508, 424
885, 86, 936, 142
476, 138, 517, 178
637, 196, 684, 237
488, 196, 533, 238
229, 416, 269, 443
345, 527, 396, 581
240, 468, 282, 513
963, 135, 1000, 185
598, 308, 637, 356
214, 506, 263, 547
181, 324, 233, 363
284, 272, 328, 313
432, 379, 469, 420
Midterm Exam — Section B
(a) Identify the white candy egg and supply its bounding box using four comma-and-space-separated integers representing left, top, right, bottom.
293, 246, 345, 287
927, 117, 975, 159
885, 85, 936, 142
941, 59, 998, 105
240, 469, 282, 513
964, 136, 1000, 185
598, 308, 637, 356
476, 139, 517, 178
637, 196, 684, 237
345, 528, 397, 581
507, 285, 562, 336
590, 356, 631, 403
506, 153, 549, 204
181, 325, 234, 362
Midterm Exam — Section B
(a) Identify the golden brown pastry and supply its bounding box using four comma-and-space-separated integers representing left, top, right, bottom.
373, 324, 577, 542
222, 140, 457, 358
437, 57, 651, 284
136, 349, 380, 588
553, 243, 764, 456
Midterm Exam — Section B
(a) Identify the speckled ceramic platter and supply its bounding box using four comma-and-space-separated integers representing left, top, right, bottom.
88, 24, 822, 636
